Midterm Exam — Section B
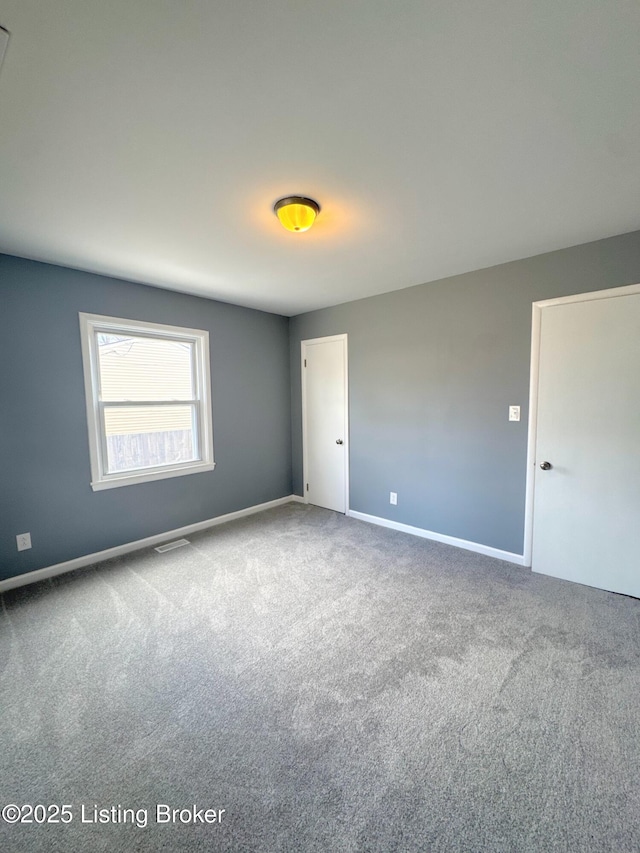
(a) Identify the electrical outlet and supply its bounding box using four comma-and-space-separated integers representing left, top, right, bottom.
509, 405, 521, 422
390, 492, 398, 505
16, 532, 32, 551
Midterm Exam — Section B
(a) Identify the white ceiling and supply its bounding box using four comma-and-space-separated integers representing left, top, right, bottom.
0, 1, 638, 316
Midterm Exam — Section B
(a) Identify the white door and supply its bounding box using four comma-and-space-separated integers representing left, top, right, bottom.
302, 335, 348, 513
531, 288, 640, 596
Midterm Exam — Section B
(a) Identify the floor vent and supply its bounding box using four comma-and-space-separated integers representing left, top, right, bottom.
154, 538, 190, 553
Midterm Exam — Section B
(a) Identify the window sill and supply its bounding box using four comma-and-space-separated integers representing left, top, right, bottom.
90, 460, 216, 491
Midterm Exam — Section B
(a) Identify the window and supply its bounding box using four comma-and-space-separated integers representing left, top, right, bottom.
79, 313, 214, 490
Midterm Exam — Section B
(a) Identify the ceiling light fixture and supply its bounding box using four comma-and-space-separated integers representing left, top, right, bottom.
274, 196, 320, 233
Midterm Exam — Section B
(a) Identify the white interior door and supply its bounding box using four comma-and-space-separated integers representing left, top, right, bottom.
531, 289, 640, 596
302, 335, 348, 513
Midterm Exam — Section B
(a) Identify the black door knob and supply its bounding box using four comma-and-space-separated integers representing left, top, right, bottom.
336, 439, 344, 445
540, 461, 552, 470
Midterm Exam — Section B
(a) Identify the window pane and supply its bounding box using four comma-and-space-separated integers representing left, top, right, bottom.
97, 333, 194, 401
104, 405, 197, 473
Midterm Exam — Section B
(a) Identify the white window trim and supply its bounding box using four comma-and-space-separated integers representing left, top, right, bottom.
79, 313, 215, 491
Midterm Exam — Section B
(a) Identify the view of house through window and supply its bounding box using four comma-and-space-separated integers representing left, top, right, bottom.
98, 333, 197, 472
80, 314, 214, 490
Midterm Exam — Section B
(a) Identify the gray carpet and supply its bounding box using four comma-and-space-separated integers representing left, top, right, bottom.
1, 503, 639, 852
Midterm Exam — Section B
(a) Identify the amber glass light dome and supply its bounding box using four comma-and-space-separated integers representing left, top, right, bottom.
274, 196, 320, 232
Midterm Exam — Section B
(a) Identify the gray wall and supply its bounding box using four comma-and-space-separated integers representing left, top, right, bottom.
3, 230, 640, 581
289, 231, 640, 556
0, 255, 292, 581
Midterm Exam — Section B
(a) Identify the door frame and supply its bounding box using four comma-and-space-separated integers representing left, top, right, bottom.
523, 282, 640, 568
301, 334, 349, 512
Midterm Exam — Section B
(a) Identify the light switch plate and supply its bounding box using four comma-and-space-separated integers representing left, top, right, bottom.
509, 405, 521, 422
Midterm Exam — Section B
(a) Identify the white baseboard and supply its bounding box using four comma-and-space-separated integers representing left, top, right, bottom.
0, 495, 301, 594
347, 509, 527, 566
